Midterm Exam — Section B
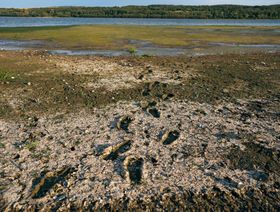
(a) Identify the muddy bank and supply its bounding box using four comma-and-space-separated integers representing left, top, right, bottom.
1, 51, 279, 119
1, 98, 279, 210
0, 51, 279, 210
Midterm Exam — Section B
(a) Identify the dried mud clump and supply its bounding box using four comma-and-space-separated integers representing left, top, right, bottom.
101, 140, 132, 160
161, 130, 180, 145
30, 166, 74, 199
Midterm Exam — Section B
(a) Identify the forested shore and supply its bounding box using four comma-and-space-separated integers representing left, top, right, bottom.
0, 5, 279, 19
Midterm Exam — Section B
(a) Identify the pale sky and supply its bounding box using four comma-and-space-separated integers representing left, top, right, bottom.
0, 0, 278, 8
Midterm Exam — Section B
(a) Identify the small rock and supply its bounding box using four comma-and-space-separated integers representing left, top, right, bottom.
222, 89, 229, 94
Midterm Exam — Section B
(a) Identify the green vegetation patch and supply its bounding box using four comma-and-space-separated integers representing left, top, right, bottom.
25, 141, 39, 151
0, 103, 12, 118
0, 69, 13, 81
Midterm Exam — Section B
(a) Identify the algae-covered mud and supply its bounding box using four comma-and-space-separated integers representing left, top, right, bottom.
0, 51, 280, 210
0, 26, 279, 57
0, 25, 279, 50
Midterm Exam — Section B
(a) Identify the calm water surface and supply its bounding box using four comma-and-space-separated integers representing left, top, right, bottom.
0, 17, 279, 27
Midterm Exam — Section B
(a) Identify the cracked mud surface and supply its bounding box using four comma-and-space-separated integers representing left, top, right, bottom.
0, 51, 279, 210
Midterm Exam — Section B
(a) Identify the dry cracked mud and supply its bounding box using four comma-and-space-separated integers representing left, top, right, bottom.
0, 51, 279, 210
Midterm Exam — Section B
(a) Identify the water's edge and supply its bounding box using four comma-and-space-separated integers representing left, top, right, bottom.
0, 39, 279, 56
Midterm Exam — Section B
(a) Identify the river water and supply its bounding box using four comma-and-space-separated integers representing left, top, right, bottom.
0, 17, 279, 27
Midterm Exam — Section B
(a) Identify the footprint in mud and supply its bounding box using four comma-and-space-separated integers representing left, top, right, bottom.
161, 131, 180, 145
139, 101, 160, 118
124, 157, 144, 184
110, 116, 121, 129
214, 177, 238, 189
142, 83, 151, 96
30, 166, 74, 199
113, 156, 127, 177
162, 93, 174, 101
102, 140, 132, 161
137, 74, 144, 80
140, 100, 157, 110
149, 81, 167, 89
148, 107, 161, 118
117, 116, 133, 132
141, 81, 168, 98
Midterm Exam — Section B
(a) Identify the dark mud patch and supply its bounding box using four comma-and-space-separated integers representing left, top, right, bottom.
215, 131, 241, 141
125, 158, 144, 184
162, 131, 180, 145
247, 100, 266, 113
248, 171, 269, 181
0, 103, 12, 119
227, 142, 280, 174
30, 166, 74, 199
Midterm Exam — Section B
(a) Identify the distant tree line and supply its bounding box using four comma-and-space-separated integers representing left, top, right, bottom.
0, 5, 279, 19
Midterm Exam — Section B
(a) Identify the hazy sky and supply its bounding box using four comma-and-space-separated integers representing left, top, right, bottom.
0, 0, 278, 8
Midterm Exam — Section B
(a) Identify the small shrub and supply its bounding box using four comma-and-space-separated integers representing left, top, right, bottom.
0, 70, 11, 81
0, 142, 5, 148
127, 47, 137, 56
25, 141, 39, 151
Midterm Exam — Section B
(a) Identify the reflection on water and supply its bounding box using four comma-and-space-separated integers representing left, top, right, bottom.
0, 39, 46, 50
209, 42, 280, 48
49, 47, 187, 56
0, 39, 279, 57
